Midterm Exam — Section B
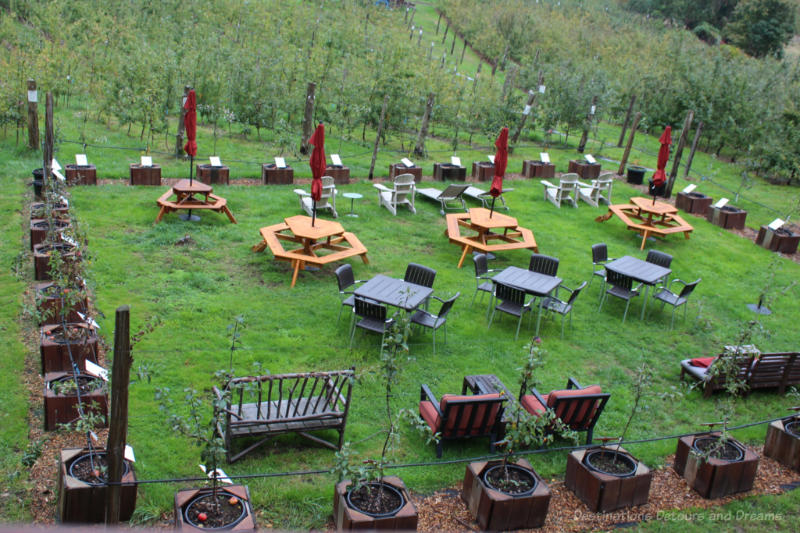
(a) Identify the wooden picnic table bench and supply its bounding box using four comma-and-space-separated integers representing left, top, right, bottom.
445, 209, 538, 267
155, 180, 237, 223
600, 201, 693, 250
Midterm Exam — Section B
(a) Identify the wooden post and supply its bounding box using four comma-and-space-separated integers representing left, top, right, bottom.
499, 45, 509, 71
510, 71, 544, 147
442, 23, 449, 44
43, 93, 53, 189
450, 32, 457, 55
428, 41, 434, 60
414, 93, 435, 158
368, 94, 389, 181
175, 85, 191, 157
300, 82, 317, 155
440, 52, 446, 69
460, 40, 468, 64
684, 121, 704, 178
105, 306, 132, 525
473, 62, 481, 93
408, 7, 416, 28
618, 112, 642, 175
577, 95, 597, 153
404, 7, 409, 24
666, 110, 694, 198
417, 29, 423, 46
27, 79, 39, 150
501, 65, 516, 102
436, 12, 442, 34
617, 94, 636, 147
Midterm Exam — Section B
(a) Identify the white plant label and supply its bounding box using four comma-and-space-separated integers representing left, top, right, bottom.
540, 152, 550, 163
523, 105, 531, 115
125, 445, 136, 462
200, 465, 233, 484
62, 235, 78, 247
75, 154, 88, 166
528, 89, 535, 96
51, 159, 62, 171
488, 155, 495, 164
53, 170, 65, 182
538, 85, 546, 94
141, 156, 152, 167
60, 195, 69, 207
584, 154, 597, 164
275, 157, 287, 168
401, 158, 414, 168
85, 360, 108, 381
28, 90, 38, 103
331, 154, 343, 166
682, 184, 697, 194
590, 105, 596, 115
77, 311, 100, 330
714, 198, 729, 208
768, 218, 785, 230
451, 156, 461, 167
90, 431, 98, 442
209, 156, 222, 167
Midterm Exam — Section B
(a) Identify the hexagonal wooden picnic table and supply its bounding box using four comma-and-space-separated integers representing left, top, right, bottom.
445, 207, 538, 268
252, 215, 368, 287
155, 179, 236, 223
598, 197, 693, 250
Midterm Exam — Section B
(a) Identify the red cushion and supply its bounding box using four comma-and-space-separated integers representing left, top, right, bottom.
419, 401, 441, 433
438, 393, 502, 436
547, 385, 603, 428
690, 357, 715, 368
520, 394, 546, 415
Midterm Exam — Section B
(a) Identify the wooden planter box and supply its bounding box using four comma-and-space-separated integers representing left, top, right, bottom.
40, 323, 98, 374
333, 476, 418, 530
196, 164, 230, 185
65, 164, 97, 186
30, 218, 70, 251
522, 160, 555, 179
44, 372, 108, 430
129, 164, 162, 185
462, 459, 550, 530
57, 448, 136, 523
30, 201, 69, 220
756, 226, 800, 254
261, 164, 294, 184
326, 165, 351, 185
707, 206, 747, 230
389, 164, 422, 182
764, 419, 800, 472
675, 192, 713, 216
35, 282, 88, 326
175, 485, 256, 531
673, 433, 758, 499
472, 162, 495, 182
33, 242, 79, 281
564, 446, 651, 512
569, 160, 601, 179
433, 163, 466, 181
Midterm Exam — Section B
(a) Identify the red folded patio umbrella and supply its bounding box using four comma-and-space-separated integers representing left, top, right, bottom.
488, 127, 509, 218
651, 126, 671, 202
308, 123, 326, 227
183, 89, 197, 184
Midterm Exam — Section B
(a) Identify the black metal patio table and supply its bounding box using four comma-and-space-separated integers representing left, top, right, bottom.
604, 255, 671, 320
354, 274, 434, 312
491, 266, 562, 337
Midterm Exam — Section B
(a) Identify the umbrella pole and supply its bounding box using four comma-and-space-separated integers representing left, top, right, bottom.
489, 197, 496, 218
189, 155, 193, 185
312, 200, 317, 227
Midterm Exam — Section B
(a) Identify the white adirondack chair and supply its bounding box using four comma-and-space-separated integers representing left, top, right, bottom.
294, 176, 338, 218
541, 173, 579, 208
577, 173, 613, 207
374, 173, 416, 215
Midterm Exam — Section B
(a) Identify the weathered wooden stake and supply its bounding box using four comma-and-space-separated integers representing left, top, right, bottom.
618, 112, 642, 175
300, 82, 317, 155
450, 33, 457, 55
510, 71, 544, 147
440, 52, 446, 69
577, 95, 598, 153
684, 121, 704, 178
460, 40, 468, 64
414, 93, 435, 158
617, 94, 637, 147
404, 7, 409, 24
428, 42, 434, 60
442, 23, 449, 44
436, 12, 442, 34
175, 85, 191, 157
408, 7, 416, 28
368, 94, 389, 181
27, 79, 39, 150
418, 29, 423, 46
666, 110, 694, 197
106, 305, 132, 525
43, 93, 53, 187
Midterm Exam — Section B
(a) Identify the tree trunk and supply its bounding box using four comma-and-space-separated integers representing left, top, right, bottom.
436, 12, 442, 34
27, 79, 39, 150
684, 121, 703, 178
510, 71, 544, 148
414, 93, 435, 158
618, 112, 642, 175
460, 40, 468, 64
106, 306, 132, 526
617, 94, 636, 147
577, 95, 597, 153
175, 85, 191, 157
368, 95, 389, 181
666, 110, 694, 198
300, 82, 317, 155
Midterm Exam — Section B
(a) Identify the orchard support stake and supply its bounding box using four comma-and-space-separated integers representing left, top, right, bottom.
618, 112, 642, 175
684, 121, 704, 178
617, 94, 637, 147
43, 93, 54, 191
106, 306, 132, 525
414, 93, 435, 158
300, 82, 317, 155
175, 85, 191, 157
27, 79, 39, 150
666, 110, 694, 198
510, 71, 543, 148
368, 94, 389, 181
577, 95, 597, 153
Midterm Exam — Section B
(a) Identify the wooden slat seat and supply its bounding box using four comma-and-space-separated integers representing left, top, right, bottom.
214, 368, 355, 463
680, 351, 800, 396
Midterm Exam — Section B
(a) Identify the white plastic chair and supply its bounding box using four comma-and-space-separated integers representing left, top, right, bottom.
294, 176, 338, 218
577, 174, 613, 207
373, 173, 416, 215
541, 173, 579, 208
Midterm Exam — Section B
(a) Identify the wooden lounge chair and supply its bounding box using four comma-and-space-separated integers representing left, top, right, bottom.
374, 173, 416, 215
416, 184, 469, 215
541, 173, 579, 208
419, 384, 507, 457
463, 185, 513, 210
213, 368, 355, 463
519, 377, 609, 444
294, 175, 338, 218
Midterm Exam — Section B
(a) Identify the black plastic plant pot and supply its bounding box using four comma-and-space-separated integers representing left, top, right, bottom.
648, 179, 666, 197
345, 481, 405, 518
68, 452, 130, 485
583, 449, 638, 478
627, 166, 646, 184
481, 463, 538, 497
692, 436, 745, 462
184, 490, 247, 530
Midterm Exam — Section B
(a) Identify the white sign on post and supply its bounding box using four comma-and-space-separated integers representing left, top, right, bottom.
523, 105, 532, 115
85, 360, 109, 381
451, 156, 461, 167
538, 85, 546, 94
209, 156, 222, 167
540, 152, 550, 163
275, 157, 287, 168
713, 198, 729, 208
768, 218, 785, 231
488, 155, 495, 164
584, 154, 597, 164
590, 105, 596, 115
330, 154, 343, 166
124, 445, 136, 463
27, 90, 38, 103
681, 184, 697, 194
75, 154, 88, 166
401, 158, 414, 168
141, 156, 152, 167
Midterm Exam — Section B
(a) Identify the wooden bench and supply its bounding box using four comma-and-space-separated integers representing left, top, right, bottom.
680, 352, 800, 396
214, 368, 355, 463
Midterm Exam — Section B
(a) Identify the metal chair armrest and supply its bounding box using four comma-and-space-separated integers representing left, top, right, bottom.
527, 386, 549, 407
566, 377, 584, 389
420, 384, 443, 417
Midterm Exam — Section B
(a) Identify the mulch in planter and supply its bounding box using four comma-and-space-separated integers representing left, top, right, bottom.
565, 446, 651, 512
333, 476, 417, 530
